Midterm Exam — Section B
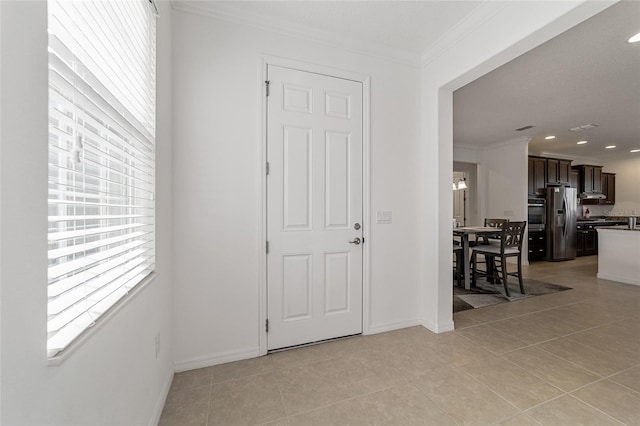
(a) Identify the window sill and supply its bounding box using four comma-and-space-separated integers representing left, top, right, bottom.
47, 271, 159, 366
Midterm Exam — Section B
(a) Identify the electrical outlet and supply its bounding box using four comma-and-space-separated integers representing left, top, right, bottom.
504, 210, 514, 217
155, 333, 161, 358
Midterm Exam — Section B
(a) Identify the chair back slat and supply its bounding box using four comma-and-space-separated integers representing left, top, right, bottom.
485, 218, 509, 228
500, 221, 527, 252
482, 218, 508, 244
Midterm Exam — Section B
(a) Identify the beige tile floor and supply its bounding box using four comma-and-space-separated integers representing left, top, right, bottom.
160, 256, 640, 425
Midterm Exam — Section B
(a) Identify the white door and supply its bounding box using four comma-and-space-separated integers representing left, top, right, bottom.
266, 65, 363, 350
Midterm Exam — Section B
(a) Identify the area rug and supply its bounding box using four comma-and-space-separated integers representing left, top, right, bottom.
453, 279, 572, 313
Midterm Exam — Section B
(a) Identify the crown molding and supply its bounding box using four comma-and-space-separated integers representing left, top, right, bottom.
420, 1, 509, 68
171, 0, 421, 68
485, 136, 531, 150
538, 151, 580, 161
454, 143, 481, 152
538, 150, 605, 165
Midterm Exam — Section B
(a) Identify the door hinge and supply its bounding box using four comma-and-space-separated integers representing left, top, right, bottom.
266, 161, 270, 175
265, 318, 269, 333
266, 241, 269, 254
265, 80, 270, 97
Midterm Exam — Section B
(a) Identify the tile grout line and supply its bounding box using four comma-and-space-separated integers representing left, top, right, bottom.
204, 374, 213, 426
271, 362, 293, 422
452, 365, 524, 417
533, 341, 608, 378
562, 393, 628, 426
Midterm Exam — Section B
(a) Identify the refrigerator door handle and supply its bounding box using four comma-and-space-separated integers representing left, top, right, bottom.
562, 195, 568, 239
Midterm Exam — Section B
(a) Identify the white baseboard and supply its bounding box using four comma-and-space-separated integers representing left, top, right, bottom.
422, 318, 455, 333
597, 273, 640, 286
149, 367, 174, 426
366, 318, 422, 335
174, 347, 261, 373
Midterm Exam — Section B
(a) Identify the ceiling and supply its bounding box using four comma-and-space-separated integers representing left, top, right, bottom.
175, 1, 640, 162
453, 1, 640, 162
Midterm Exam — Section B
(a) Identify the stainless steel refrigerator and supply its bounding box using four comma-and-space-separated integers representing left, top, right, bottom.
546, 186, 577, 261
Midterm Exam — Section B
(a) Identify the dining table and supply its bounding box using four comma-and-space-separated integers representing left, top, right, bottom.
453, 226, 502, 290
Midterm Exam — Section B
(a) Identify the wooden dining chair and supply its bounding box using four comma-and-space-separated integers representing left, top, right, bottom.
471, 221, 527, 297
453, 244, 464, 287
481, 218, 509, 245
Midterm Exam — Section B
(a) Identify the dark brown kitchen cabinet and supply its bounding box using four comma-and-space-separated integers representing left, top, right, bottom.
528, 157, 547, 196
547, 159, 571, 184
528, 230, 546, 261
600, 173, 616, 205
576, 223, 597, 256
570, 169, 579, 190
572, 165, 602, 194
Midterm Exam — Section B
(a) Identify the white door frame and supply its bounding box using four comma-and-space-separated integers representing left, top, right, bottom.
259, 55, 371, 356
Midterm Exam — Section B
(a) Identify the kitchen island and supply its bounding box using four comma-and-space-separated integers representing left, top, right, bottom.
597, 226, 640, 286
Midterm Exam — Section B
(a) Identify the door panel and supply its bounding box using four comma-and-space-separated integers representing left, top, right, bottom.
325, 131, 351, 229
282, 254, 312, 321
283, 126, 312, 230
324, 252, 350, 315
267, 65, 363, 350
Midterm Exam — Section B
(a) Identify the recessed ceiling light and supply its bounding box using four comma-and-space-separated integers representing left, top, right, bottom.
577, 141, 588, 145
631, 149, 640, 153
605, 145, 616, 149
545, 136, 555, 140
628, 32, 640, 43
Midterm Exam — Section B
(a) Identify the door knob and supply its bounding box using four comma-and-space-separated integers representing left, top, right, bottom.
354, 223, 361, 230
348, 237, 361, 245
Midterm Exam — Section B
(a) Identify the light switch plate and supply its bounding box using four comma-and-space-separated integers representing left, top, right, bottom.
376, 211, 392, 224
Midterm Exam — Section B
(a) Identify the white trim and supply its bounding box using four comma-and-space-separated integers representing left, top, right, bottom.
597, 273, 640, 286
171, 1, 419, 68
361, 74, 372, 335
148, 367, 174, 426
258, 56, 268, 357
366, 319, 423, 336
174, 347, 261, 373
259, 55, 372, 352
422, 319, 455, 334
420, 2, 510, 68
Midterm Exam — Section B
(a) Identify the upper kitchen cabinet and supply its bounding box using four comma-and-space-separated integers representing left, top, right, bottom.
528, 157, 547, 195
600, 172, 616, 205
570, 169, 579, 190
547, 159, 571, 184
573, 165, 602, 194
528, 156, 573, 196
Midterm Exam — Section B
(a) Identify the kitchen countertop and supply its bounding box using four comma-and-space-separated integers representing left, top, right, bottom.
597, 226, 640, 232
577, 220, 626, 226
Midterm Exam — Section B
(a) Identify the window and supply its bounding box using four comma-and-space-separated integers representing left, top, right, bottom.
47, 0, 157, 358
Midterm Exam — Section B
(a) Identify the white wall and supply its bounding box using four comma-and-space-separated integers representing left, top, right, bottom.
479, 140, 529, 223
171, 10, 422, 368
602, 157, 640, 216
0, 2, 174, 424
421, 1, 614, 331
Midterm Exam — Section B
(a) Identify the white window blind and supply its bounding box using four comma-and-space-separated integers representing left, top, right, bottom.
47, 0, 157, 358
